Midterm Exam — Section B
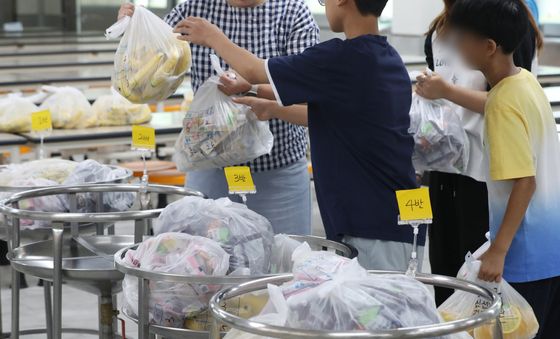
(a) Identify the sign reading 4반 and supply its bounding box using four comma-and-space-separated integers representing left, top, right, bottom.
395, 187, 433, 222
131, 125, 156, 151
224, 166, 256, 195
31, 110, 52, 132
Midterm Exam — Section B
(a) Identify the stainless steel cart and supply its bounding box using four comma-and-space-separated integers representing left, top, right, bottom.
209, 271, 504, 338
113, 235, 357, 339
0, 183, 204, 339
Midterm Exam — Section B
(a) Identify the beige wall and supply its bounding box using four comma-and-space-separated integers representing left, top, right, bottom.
392, 0, 443, 36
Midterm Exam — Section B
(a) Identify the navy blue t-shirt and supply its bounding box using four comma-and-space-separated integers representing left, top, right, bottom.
266, 35, 425, 245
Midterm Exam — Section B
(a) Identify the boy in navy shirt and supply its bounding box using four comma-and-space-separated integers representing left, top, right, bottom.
179, 0, 423, 271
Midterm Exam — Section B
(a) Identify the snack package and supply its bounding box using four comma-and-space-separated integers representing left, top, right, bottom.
0, 93, 39, 133
122, 233, 230, 327
106, 6, 191, 103
92, 89, 151, 126
153, 196, 274, 274
62, 159, 134, 212
39, 86, 96, 129
173, 55, 273, 172
439, 247, 539, 339
269, 235, 302, 274
409, 93, 469, 174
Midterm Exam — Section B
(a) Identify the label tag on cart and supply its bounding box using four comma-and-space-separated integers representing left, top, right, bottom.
132, 125, 156, 151
396, 187, 433, 222
224, 166, 256, 195
31, 110, 52, 132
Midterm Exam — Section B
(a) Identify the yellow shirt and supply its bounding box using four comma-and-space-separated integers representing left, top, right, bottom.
485, 68, 560, 282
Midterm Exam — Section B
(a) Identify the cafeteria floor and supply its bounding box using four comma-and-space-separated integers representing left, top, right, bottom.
0, 182, 432, 338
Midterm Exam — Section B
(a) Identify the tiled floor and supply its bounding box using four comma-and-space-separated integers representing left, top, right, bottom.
0, 184, 431, 338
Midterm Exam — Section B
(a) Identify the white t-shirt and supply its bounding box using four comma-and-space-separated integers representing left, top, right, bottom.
431, 32, 487, 182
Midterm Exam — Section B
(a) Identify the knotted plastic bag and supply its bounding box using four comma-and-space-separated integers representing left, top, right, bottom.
0, 93, 39, 133
439, 244, 539, 339
409, 93, 469, 174
122, 233, 230, 327
153, 196, 274, 274
39, 86, 96, 129
92, 88, 151, 126
174, 55, 273, 172
106, 6, 191, 104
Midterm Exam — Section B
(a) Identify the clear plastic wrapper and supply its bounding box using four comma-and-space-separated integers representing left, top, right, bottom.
0, 93, 39, 133
62, 159, 134, 212
173, 56, 273, 172
122, 233, 230, 327
106, 6, 191, 104
409, 94, 469, 174
439, 248, 539, 339
92, 89, 151, 126
269, 234, 302, 274
39, 86, 96, 129
0, 159, 77, 186
153, 196, 274, 274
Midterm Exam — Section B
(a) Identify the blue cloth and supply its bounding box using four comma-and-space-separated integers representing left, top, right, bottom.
266, 36, 425, 245
186, 157, 311, 235
525, 0, 539, 23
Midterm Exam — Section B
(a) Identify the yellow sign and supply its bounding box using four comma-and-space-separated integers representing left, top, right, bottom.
132, 125, 156, 151
396, 187, 433, 222
31, 110, 52, 132
224, 166, 256, 194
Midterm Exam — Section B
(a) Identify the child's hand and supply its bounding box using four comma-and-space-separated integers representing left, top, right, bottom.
175, 17, 223, 48
478, 245, 506, 282
415, 72, 451, 100
233, 97, 277, 121
218, 72, 252, 96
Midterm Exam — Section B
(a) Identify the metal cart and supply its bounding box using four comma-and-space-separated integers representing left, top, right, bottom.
0, 183, 204, 339
113, 235, 357, 339
209, 272, 504, 338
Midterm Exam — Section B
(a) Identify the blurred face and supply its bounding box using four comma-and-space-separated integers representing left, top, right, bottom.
451, 30, 494, 71
227, 0, 265, 8
323, 0, 345, 33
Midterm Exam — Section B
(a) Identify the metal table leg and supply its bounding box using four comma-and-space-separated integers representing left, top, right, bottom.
52, 224, 64, 339
10, 214, 20, 339
43, 282, 53, 339
138, 278, 150, 339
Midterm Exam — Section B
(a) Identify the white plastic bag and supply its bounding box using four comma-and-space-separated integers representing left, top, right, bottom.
106, 6, 191, 104
39, 86, 96, 129
173, 55, 273, 172
122, 233, 230, 327
153, 196, 274, 274
0, 159, 78, 186
62, 159, 134, 212
409, 93, 469, 174
269, 234, 302, 274
0, 93, 38, 133
439, 248, 539, 339
92, 89, 151, 126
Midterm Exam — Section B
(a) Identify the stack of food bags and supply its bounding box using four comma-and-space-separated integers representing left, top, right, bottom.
154, 196, 274, 274
106, 6, 191, 104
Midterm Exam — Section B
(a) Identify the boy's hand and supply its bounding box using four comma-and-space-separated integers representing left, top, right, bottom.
478, 245, 506, 282
174, 17, 224, 48
415, 72, 451, 100
118, 3, 134, 20
233, 97, 277, 121
219, 72, 252, 96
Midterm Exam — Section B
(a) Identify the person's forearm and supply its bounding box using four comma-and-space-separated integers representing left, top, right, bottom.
211, 34, 268, 84
272, 105, 308, 126
256, 85, 276, 101
444, 85, 488, 114
493, 177, 536, 254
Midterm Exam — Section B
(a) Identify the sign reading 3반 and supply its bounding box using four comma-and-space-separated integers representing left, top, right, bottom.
224, 166, 256, 195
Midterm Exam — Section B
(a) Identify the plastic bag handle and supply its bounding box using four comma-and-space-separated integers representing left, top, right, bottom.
210, 54, 225, 76
105, 16, 131, 40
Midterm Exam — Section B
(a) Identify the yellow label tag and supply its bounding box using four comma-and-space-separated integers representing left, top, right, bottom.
131, 125, 156, 151
396, 187, 433, 222
224, 166, 256, 194
31, 110, 52, 132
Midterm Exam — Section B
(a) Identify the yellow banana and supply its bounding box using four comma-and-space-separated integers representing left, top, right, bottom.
174, 42, 192, 75
150, 50, 179, 88
129, 52, 164, 89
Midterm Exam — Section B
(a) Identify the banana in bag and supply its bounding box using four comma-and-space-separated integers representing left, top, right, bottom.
92, 89, 151, 126
106, 6, 192, 104
0, 93, 39, 133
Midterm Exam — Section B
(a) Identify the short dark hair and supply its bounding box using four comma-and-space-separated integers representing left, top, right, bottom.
449, 0, 529, 54
354, 0, 388, 17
